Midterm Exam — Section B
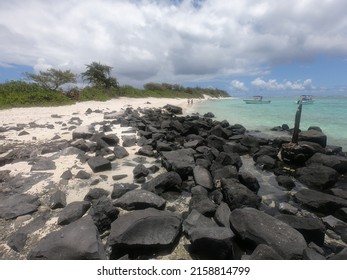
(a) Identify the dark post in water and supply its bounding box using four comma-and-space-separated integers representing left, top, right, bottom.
291, 102, 302, 144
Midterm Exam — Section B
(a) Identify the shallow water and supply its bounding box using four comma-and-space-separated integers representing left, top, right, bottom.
193, 96, 347, 151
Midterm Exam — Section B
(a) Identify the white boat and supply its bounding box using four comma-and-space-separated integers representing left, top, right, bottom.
243, 95, 271, 104
296, 95, 314, 104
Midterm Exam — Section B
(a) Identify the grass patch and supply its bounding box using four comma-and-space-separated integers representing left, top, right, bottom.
0, 81, 72, 109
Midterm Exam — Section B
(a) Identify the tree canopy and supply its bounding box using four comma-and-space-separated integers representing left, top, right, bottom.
81, 62, 118, 89
25, 69, 76, 91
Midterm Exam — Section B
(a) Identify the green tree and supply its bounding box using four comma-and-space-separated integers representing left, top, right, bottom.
24, 69, 76, 91
81, 62, 118, 89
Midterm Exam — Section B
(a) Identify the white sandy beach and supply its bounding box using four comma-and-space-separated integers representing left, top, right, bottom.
0, 96, 208, 204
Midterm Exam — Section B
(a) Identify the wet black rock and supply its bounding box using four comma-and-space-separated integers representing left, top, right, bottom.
28, 215, 106, 260
321, 215, 347, 243
238, 170, 260, 193
276, 175, 296, 189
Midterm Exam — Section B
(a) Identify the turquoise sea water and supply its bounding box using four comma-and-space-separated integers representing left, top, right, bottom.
192, 96, 347, 151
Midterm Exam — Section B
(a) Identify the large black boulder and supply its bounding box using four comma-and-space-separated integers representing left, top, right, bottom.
161, 149, 195, 178
28, 215, 106, 260
299, 130, 327, 147
275, 214, 326, 246
294, 188, 347, 214
0, 193, 40, 220
230, 207, 307, 259
295, 165, 339, 190
306, 153, 347, 174
108, 208, 181, 256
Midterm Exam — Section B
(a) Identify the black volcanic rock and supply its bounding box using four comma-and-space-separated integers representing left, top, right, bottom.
193, 165, 214, 190
142, 171, 182, 194
161, 149, 195, 178
275, 214, 326, 246
87, 156, 112, 173
0, 193, 40, 220
189, 227, 234, 259
294, 188, 347, 214
221, 179, 261, 210
108, 208, 181, 256
299, 130, 327, 147
89, 196, 119, 233
57, 201, 91, 225
306, 153, 347, 174
230, 207, 307, 259
114, 146, 129, 159
114, 189, 166, 210
49, 190, 67, 209
28, 215, 106, 260
295, 165, 339, 190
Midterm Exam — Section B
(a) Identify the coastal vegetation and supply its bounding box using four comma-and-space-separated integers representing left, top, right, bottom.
0, 62, 229, 109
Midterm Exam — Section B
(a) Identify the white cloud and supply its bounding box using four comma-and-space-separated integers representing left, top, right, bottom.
0, 0, 346, 87
230, 80, 248, 91
251, 77, 313, 91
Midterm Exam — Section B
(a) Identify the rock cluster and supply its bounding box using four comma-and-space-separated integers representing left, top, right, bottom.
1, 105, 347, 260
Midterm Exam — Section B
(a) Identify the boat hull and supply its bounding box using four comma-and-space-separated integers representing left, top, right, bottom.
243, 100, 271, 104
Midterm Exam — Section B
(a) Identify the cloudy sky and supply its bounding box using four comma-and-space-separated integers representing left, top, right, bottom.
1, 0, 347, 95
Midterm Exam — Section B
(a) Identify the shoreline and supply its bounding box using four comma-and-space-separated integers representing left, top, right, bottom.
1, 95, 347, 260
